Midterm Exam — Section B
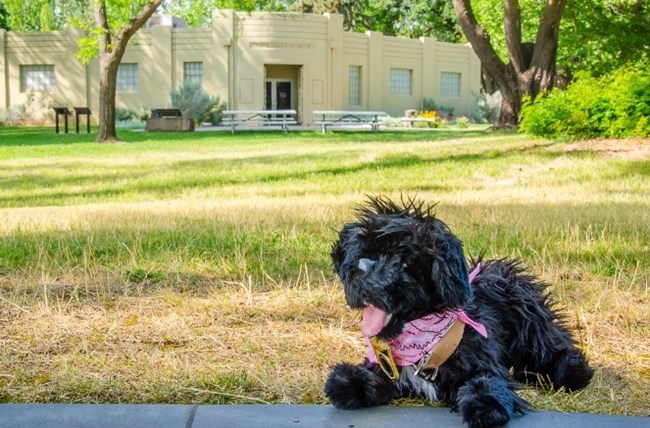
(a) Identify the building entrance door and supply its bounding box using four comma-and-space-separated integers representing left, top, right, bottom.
265, 80, 292, 110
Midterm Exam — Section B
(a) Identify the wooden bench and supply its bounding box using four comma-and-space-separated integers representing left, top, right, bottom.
313, 110, 387, 133
401, 117, 439, 127
222, 110, 297, 134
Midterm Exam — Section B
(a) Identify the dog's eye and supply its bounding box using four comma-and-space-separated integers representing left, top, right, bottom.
358, 258, 377, 272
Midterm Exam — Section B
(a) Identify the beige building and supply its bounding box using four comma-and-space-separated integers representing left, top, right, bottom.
0, 10, 481, 124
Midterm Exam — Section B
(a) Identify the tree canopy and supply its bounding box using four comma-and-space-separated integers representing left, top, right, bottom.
2, 0, 647, 131
471, 0, 650, 78
3, 0, 646, 78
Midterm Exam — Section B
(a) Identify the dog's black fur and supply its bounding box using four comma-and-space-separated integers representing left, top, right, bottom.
325, 196, 593, 428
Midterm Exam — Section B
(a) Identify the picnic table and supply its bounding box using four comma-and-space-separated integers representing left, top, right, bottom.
313, 110, 387, 133
222, 110, 297, 134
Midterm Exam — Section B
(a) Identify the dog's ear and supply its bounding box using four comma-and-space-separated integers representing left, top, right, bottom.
331, 225, 361, 279
428, 226, 472, 308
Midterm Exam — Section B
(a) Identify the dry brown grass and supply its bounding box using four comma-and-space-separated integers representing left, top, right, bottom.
1, 270, 647, 413
1, 277, 359, 404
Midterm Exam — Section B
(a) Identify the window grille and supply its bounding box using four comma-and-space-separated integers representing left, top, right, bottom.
441, 72, 461, 97
349, 65, 361, 105
117, 63, 139, 91
184, 62, 203, 86
20, 65, 55, 92
390, 68, 412, 95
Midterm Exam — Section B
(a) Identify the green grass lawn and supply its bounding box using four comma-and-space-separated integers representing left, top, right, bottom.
0, 127, 648, 415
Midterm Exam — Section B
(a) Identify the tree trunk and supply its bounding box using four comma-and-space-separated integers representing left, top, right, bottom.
96, 54, 119, 142
94, 0, 162, 143
496, 72, 521, 129
452, 0, 566, 129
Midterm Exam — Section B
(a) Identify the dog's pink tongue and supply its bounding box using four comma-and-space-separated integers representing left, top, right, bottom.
362, 305, 391, 337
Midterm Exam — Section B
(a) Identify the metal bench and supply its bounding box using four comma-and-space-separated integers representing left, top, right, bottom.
313, 110, 387, 133
221, 110, 297, 134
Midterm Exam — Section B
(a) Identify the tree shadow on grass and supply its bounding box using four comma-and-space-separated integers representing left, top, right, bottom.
0, 127, 495, 147
0, 141, 560, 208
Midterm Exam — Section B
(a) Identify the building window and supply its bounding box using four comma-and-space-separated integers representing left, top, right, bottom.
441, 72, 461, 97
184, 62, 203, 86
390, 68, 412, 95
20, 65, 55, 92
349, 65, 361, 105
116, 63, 139, 91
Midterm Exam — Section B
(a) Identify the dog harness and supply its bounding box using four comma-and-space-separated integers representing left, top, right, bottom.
366, 264, 487, 381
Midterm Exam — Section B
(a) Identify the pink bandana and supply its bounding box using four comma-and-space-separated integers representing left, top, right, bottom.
366, 264, 487, 367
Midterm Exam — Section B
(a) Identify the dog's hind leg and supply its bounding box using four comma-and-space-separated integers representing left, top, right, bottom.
324, 363, 393, 409
515, 346, 593, 392
456, 372, 528, 428
474, 260, 594, 392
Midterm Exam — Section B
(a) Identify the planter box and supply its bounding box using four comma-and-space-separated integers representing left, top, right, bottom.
145, 117, 194, 132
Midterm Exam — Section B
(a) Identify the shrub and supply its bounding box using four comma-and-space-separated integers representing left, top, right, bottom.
471, 91, 501, 124
137, 106, 150, 122
171, 81, 225, 125
413, 110, 442, 128
1, 93, 60, 126
200, 100, 226, 125
115, 107, 137, 122
520, 63, 650, 139
456, 116, 470, 129
0, 105, 27, 126
380, 116, 404, 128
422, 97, 454, 119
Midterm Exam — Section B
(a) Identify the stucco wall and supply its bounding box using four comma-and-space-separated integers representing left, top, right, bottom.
0, 10, 481, 124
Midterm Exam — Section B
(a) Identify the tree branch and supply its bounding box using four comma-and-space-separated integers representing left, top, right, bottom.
94, 0, 111, 54
452, 0, 508, 84
110, 0, 162, 63
504, 0, 525, 73
118, 0, 162, 41
530, 0, 567, 70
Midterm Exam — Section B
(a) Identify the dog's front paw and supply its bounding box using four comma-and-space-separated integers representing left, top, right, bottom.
457, 375, 529, 428
324, 363, 392, 409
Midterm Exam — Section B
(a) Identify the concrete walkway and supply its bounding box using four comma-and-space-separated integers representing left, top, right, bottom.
1, 404, 648, 428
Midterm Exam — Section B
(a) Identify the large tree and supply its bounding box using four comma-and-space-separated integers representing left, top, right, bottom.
452, 0, 566, 128
88, 0, 162, 143
76, 0, 161, 142
471, 0, 650, 79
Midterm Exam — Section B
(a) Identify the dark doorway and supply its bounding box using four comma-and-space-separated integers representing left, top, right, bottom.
265, 80, 292, 110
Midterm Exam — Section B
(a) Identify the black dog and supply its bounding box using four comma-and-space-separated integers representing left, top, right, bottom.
325, 196, 593, 428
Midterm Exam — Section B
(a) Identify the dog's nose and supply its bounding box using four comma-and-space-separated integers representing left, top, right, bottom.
358, 258, 377, 272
